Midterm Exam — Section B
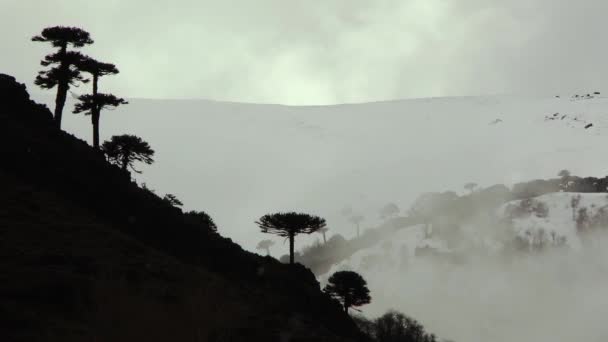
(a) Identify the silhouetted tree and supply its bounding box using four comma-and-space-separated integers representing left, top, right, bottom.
256, 212, 326, 264
380, 203, 399, 220
374, 310, 437, 342
163, 194, 183, 207
324, 270, 371, 313
318, 227, 329, 244
464, 182, 478, 193
102, 135, 154, 174
184, 210, 217, 232
576, 207, 589, 231
73, 94, 127, 148
571, 194, 581, 220
558, 169, 571, 179
32, 26, 93, 128
349, 215, 365, 237
74, 56, 124, 148
256, 239, 275, 256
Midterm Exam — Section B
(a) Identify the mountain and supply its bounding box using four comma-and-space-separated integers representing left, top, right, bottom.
0, 74, 366, 341
46, 90, 608, 254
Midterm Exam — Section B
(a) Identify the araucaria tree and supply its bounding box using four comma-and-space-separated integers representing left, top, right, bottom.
163, 194, 183, 207
349, 215, 365, 238
256, 212, 326, 264
324, 270, 371, 313
73, 94, 127, 148
32, 26, 93, 128
74, 57, 125, 148
102, 135, 154, 174
256, 239, 275, 256
318, 227, 329, 244
379, 203, 399, 220
464, 182, 478, 193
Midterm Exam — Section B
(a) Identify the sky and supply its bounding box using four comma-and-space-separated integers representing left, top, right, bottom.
2, 0, 608, 105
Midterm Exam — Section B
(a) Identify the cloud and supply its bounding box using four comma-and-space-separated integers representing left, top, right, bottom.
3, 0, 608, 104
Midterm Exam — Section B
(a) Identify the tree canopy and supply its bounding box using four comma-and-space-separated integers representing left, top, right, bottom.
353, 310, 438, 342
73, 55, 125, 148
102, 134, 154, 174
77, 57, 119, 80
163, 194, 183, 207
32, 26, 93, 48
256, 239, 275, 256
73, 93, 127, 115
256, 212, 326, 264
318, 226, 329, 243
324, 270, 371, 313
32, 26, 93, 128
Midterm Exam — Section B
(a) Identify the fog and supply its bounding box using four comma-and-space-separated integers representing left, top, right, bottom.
351, 228, 608, 342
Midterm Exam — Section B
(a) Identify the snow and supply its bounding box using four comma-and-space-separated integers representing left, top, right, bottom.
499, 192, 608, 250
39, 93, 608, 254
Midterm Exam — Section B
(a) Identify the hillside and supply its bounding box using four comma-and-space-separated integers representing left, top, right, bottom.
0, 74, 366, 341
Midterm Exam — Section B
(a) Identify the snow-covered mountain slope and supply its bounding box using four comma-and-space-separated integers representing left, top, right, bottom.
40, 93, 608, 253
322, 191, 608, 342
500, 192, 608, 250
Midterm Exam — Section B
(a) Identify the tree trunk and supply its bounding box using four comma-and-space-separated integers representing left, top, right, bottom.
54, 82, 68, 129
92, 74, 101, 148
322, 232, 326, 244
121, 154, 129, 171
92, 74, 98, 95
92, 112, 100, 148
265, 247, 270, 256
289, 232, 295, 264
53, 44, 68, 129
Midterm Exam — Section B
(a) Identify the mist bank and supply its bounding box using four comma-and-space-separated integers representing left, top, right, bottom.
318, 186, 608, 342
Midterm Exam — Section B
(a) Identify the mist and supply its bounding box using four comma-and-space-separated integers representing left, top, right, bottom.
351, 228, 608, 342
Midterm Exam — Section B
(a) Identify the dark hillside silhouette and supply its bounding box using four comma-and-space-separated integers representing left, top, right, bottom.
0, 74, 366, 341
32, 26, 93, 128
183, 210, 217, 232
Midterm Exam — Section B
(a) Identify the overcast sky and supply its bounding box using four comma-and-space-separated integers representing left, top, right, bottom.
2, 0, 608, 105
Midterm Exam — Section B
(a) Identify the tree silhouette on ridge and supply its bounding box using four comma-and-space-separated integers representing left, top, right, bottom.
324, 270, 371, 313
32, 26, 93, 128
102, 134, 154, 175
74, 56, 124, 148
256, 212, 326, 264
